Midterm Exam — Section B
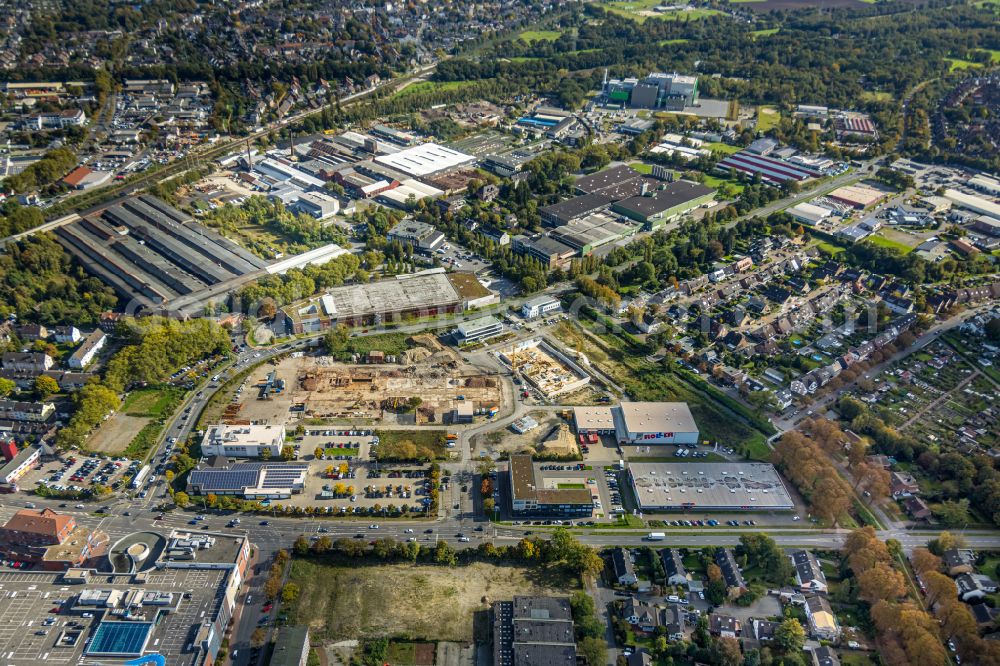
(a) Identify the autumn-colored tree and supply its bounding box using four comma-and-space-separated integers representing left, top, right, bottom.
910, 548, 942, 576
844, 526, 890, 574
923, 571, 957, 607
714, 637, 742, 666
857, 562, 906, 603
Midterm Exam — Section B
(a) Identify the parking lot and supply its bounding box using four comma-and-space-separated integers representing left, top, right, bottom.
0, 571, 97, 665
0, 569, 230, 666
22, 454, 142, 498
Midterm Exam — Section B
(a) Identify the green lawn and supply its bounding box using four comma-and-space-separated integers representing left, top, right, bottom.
122, 386, 185, 417
945, 57, 983, 71
393, 80, 476, 99
757, 105, 780, 132
519, 29, 562, 41
706, 142, 741, 155
324, 447, 359, 458
600, 0, 722, 22
751, 28, 779, 39
860, 91, 893, 102
973, 48, 1000, 63
702, 173, 746, 194
629, 162, 655, 175
658, 38, 690, 46
374, 429, 450, 462
557, 483, 586, 489
816, 240, 846, 256
866, 233, 914, 254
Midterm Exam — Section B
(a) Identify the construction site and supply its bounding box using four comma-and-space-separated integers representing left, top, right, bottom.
498, 338, 591, 397
230, 336, 504, 425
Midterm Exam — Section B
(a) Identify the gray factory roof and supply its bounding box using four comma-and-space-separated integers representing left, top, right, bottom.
549, 213, 635, 251
575, 165, 642, 194
612, 181, 714, 218
627, 462, 794, 510
539, 193, 614, 223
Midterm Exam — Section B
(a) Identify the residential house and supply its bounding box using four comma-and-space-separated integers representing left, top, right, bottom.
812, 646, 841, 666
623, 597, 661, 635
970, 603, 1000, 629
956, 574, 999, 602
716, 548, 748, 598
51, 326, 81, 343
611, 547, 638, 586
804, 596, 840, 640
14, 324, 47, 341
890, 471, 920, 497
903, 496, 931, 521
68, 330, 107, 370
942, 549, 976, 576
1, 353, 53, 373
662, 604, 686, 641
791, 550, 828, 593
627, 650, 654, 666
660, 548, 688, 586
708, 614, 740, 638
751, 618, 779, 643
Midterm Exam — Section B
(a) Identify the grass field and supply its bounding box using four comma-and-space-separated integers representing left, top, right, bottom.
816, 240, 846, 256
702, 173, 746, 194
392, 80, 476, 99
374, 429, 450, 461
706, 142, 741, 155
757, 106, 780, 132
751, 28, 779, 38
122, 387, 185, 417
519, 29, 562, 41
860, 91, 893, 102
945, 57, 983, 71
867, 231, 915, 254
974, 48, 1000, 63
658, 38, 690, 46
90, 386, 185, 456
600, 0, 723, 22
629, 162, 655, 174
286, 560, 577, 641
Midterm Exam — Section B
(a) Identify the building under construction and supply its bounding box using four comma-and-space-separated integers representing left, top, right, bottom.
499, 338, 591, 397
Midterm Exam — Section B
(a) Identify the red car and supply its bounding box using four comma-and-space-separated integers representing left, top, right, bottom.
262, 603, 273, 613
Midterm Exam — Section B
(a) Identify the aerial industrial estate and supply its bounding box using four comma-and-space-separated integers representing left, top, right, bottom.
0, 0, 998, 666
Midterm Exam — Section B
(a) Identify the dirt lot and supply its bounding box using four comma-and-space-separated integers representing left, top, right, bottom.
287, 560, 576, 642
232, 353, 503, 426
86, 413, 153, 454
472, 411, 564, 458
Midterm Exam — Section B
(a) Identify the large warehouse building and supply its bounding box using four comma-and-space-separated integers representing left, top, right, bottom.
574, 402, 699, 445
282, 271, 497, 333
611, 181, 716, 228
627, 462, 794, 511
373, 143, 475, 178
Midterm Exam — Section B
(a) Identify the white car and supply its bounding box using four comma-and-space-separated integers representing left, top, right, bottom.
369, 524, 379, 529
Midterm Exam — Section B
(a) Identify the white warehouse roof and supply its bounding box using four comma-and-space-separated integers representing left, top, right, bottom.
374, 143, 475, 177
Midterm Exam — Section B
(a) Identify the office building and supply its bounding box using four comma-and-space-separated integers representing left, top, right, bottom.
508, 454, 593, 517
201, 424, 286, 458
455, 316, 505, 345
521, 295, 562, 319
492, 596, 576, 666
